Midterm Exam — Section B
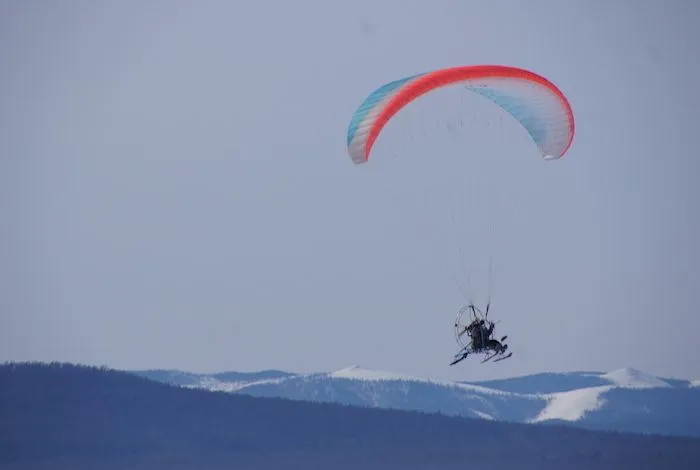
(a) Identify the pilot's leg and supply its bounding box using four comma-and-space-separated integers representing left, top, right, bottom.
486, 339, 502, 351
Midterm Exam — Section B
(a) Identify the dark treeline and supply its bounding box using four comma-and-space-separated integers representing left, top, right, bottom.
1, 361, 699, 469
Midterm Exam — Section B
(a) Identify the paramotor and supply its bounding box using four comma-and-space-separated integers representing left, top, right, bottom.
450, 304, 512, 365
345, 64, 575, 367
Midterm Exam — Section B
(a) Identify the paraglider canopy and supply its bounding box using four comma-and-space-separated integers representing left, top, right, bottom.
346, 64, 575, 165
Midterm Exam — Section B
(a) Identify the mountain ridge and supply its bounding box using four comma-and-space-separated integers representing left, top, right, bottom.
4, 361, 700, 469
133, 365, 700, 438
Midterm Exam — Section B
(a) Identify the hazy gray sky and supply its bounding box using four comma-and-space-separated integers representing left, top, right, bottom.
2, 1, 699, 382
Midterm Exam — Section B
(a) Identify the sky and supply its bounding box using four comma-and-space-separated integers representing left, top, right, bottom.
2, 0, 699, 382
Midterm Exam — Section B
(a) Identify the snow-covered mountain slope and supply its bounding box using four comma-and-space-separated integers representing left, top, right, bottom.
600, 368, 671, 388
132, 369, 293, 391
531, 385, 612, 423
132, 366, 700, 438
